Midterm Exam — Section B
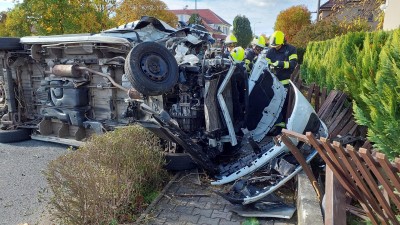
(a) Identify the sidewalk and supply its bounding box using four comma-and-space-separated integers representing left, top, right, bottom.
139, 170, 297, 225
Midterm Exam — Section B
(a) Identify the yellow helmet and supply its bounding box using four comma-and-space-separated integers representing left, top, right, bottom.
230, 47, 245, 62
252, 35, 266, 48
270, 31, 285, 47
225, 34, 238, 44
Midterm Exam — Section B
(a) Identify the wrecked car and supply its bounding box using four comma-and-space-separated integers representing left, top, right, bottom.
0, 16, 327, 205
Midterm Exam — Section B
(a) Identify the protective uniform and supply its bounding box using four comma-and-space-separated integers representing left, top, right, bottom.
230, 47, 248, 127
245, 36, 266, 72
266, 31, 298, 85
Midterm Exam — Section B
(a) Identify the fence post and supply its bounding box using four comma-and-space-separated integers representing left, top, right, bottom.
324, 166, 347, 225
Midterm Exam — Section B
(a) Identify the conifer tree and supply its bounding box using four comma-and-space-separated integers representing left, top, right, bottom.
232, 15, 252, 48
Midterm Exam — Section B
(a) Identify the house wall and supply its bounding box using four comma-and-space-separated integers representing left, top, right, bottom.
319, 2, 379, 30
210, 24, 230, 34
177, 14, 190, 23
383, 0, 400, 30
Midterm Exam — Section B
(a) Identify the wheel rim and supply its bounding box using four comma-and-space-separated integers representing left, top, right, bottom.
140, 54, 168, 82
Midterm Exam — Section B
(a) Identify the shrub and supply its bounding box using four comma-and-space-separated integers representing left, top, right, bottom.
301, 28, 400, 158
45, 125, 168, 224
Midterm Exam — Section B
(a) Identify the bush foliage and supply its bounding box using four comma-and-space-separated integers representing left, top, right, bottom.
301, 29, 400, 158
46, 125, 167, 224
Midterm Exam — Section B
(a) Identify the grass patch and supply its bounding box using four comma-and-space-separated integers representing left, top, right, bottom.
45, 125, 168, 224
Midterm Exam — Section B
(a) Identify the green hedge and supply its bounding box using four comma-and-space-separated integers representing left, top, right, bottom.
301, 29, 400, 158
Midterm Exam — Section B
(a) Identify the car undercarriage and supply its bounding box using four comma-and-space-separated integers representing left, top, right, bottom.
0, 16, 327, 207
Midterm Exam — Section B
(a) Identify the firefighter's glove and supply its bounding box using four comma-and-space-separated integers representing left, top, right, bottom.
271, 61, 284, 69
244, 59, 252, 72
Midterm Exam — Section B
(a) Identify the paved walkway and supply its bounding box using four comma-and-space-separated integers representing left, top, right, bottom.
140, 170, 297, 225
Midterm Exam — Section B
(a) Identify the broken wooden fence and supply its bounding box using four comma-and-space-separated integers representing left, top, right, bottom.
282, 130, 400, 225
286, 66, 397, 224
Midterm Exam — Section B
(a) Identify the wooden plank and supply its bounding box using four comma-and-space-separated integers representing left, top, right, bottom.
282, 129, 309, 143
325, 166, 347, 225
306, 134, 360, 199
347, 145, 398, 224
321, 138, 347, 174
359, 148, 400, 207
314, 85, 320, 112
329, 101, 347, 127
306, 83, 315, 102
348, 123, 359, 136
376, 153, 400, 205
290, 65, 300, 83
327, 106, 351, 133
323, 92, 347, 123
325, 140, 386, 223
330, 108, 354, 137
317, 90, 338, 117
339, 120, 356, 137
318, 90, 339, 118
281, 135, 324, 202
306, 133, 380, 225
295, 78, 303, 91
320, 87, 327, 106
332, 142, 377, 206
346, 205, 368, 220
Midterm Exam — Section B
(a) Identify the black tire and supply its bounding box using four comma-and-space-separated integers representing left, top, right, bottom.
0, 83, 7, 114
0, 38, 23, 50
164, 153, 198, 171
0, 129, 31, 143
125, 42, 178, 96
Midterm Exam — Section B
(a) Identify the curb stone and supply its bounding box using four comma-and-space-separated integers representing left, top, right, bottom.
135, 172, 182, 224
297, 171, 324, 225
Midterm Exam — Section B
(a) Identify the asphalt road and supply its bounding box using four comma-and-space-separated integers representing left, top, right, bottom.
0, 139, 68, 225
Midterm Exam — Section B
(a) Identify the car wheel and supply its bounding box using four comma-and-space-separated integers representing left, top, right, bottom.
0, 129, 31, 143
164, 153, 198, 171
0, 38, 23, 50
125, 42, 178, 96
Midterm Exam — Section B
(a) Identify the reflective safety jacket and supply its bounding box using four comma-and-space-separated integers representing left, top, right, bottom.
244, 48, 257, 72
265, 44, 298, 85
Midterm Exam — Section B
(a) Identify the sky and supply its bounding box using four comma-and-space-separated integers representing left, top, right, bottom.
0, 0, 328, 35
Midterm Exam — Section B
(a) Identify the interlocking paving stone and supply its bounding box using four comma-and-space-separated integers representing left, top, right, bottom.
210, 210, 232, 220
186, 200, 208, 208
179, 214, 200, 224
143, 171, 298, 225
192, 208, 213, 217
199, 196, 218, 203
219, 219, 241, 225
204, 202, 225, 210
175, 205, 195, 214
197, 215, 221, 225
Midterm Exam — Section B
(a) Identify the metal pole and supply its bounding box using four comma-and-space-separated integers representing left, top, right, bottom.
317, 0, 321, 21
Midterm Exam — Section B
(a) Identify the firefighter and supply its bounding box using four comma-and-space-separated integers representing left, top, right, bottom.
223, 33, 238, 58
244, 35, 266, 72
230, 47, 248, 128
266, 31, 298, 87
266, 31, 297, 131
